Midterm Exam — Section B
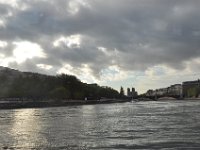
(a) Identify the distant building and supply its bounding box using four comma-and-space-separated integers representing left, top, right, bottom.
167, 84, 182, 97
132, 88, 138, 97
156, 88, 168, 96
127, 88, 131, 96
127, 87, 138, 98
145, 84, 182, 98
182, 79, 200, 98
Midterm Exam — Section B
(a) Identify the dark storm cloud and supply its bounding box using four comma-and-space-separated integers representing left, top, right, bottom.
1, 0, 200, 77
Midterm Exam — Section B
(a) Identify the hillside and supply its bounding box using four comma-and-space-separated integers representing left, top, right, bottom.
0, 66, 120, 100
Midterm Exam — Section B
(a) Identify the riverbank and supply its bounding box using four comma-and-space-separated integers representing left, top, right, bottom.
0, 99, 131, 109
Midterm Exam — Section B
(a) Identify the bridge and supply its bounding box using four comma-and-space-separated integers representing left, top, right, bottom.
144, 95, 182, 100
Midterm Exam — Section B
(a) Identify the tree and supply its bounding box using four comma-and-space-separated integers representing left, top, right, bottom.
0, 67, 121, 101
49, 86, 69, 100
74, 91, 84, 100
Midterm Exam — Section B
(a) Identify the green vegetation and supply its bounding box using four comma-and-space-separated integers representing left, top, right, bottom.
0, 68, 120, 101
187, 87, 198, 98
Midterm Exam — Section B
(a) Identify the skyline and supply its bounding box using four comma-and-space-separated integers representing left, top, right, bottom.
0, 0, 200, 93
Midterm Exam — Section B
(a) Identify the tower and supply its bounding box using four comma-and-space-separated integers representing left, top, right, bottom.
127, 88, 131, 96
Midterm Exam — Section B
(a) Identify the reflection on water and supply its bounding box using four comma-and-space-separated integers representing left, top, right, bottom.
11, 109, 45, 149
0, 100, 200, 149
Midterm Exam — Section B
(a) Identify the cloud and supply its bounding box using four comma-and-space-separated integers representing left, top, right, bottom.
0, 0, 200, 92
0, 40, 7, 48
36, 64, 52, 70
53, 34, 81, 48
12, 41, 46, 63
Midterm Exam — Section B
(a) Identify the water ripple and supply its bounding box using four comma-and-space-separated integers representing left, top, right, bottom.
0, 100, 200, 149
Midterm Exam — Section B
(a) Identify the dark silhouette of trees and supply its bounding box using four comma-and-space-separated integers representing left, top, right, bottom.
0, 68, 120, 101
49, 86, 70, 100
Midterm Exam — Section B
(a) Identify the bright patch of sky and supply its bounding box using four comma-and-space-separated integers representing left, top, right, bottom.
0, 19, 6, 28
100, 65, 128, 81
0, 41, 7, 48
36, 64, 52, 70
57, 63, 98, 83
53, 35, 81, 48
12, 41, 46, 63
67, 0, 90, 15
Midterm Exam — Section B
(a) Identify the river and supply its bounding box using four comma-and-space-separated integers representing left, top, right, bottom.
0, 100, 200, 149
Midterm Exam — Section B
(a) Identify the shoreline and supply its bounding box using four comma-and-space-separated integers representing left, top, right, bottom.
1, 98, 200, 110
0, 99, 131, 110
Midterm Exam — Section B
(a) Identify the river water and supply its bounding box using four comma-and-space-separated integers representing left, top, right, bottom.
0, 100, 200, 149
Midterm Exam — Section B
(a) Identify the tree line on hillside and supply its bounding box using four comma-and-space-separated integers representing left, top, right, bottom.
0, 70, 123, 101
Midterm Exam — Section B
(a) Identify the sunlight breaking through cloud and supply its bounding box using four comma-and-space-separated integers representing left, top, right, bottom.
53, 35, 81, 48
12, 41, 46, 63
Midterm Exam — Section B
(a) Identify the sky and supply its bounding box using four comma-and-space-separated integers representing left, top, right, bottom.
0, 0, 200, 94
